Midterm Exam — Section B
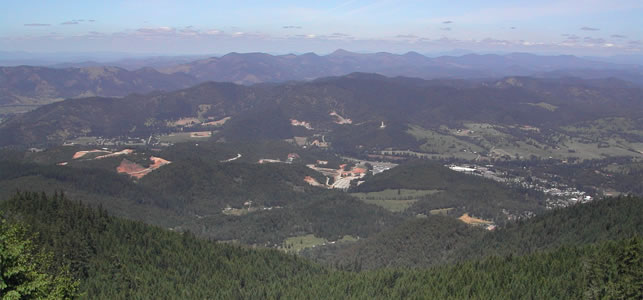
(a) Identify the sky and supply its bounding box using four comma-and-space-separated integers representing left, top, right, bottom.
1, 0, 642, 57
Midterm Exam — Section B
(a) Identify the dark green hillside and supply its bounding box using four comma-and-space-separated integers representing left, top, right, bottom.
275, 237, 642, 299
0, 161, 163, 204
2, 192, 641, 299
311, 195, 643, 271
0, 147, 325, 213
354, 160, 545, 222
326, 121, 422, 152
459, 195, 643, 259
139, 159, 324, 210
304, 215, 485, 270
0, 191, 325, 299
220, 105, 295, 141
185, 191, 402, 245
0, 161, 181, 226
0, 159, 399, 246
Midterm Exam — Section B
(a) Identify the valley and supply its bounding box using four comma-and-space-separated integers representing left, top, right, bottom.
1, 73, 640, 251
3, 1, 643, 298
1, 54, 641, 299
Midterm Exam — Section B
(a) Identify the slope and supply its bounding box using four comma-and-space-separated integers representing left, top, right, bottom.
353, 160, 546, 222
2, 191, 640, 299
308, 195, 643, 270
2, 74, 641, 148
0, 65, 197, 109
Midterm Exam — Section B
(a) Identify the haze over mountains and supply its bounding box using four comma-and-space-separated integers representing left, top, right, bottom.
0, 65, 197, 107
159, 50, 642, 84
3, 0, 643, 297
2, 50, 643, 113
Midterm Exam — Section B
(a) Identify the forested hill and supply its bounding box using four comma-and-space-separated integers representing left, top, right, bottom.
305, 195, 643, 270
1, 192, 641, 299
0, 157, 402, 246
2, 74, 641, 147
0, 191, 325, 299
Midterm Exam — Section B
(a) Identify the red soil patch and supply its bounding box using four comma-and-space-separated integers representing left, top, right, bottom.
458, 213, 493, 225
150, 156, 171, 168
117, 160, 148, 179
117, 156, 171, 179
304, 176, 323, 187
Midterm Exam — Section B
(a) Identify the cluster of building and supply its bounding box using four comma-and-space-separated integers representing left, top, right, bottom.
290, 119, 313, 130
258, 153, 301, 164
447, 163, 594, 209
305, 163, 368, 190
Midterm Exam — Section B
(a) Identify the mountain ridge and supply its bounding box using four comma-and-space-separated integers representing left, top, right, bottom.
3, 50, 641, 113
1, 74, 641, 147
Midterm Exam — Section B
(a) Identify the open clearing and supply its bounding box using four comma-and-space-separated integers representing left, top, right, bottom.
404, 120, 643, 161
407, 125, 485, 156
282, 234, 328, 253
158, 131, 217, 143
351, 189, 440, 212
282, 234, 358, 253
429, 208, 454, 216
116, 156, 171, 179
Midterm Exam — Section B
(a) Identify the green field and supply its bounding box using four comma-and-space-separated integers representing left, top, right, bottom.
492, 137, 642, 161
429, 207, 455, 216
282, 234, 328, 253
352, 189, 440, 212
408, 120, 643, 161
407, 125, 485, 157
282, 234, 359, 253
158, 131, 216, 144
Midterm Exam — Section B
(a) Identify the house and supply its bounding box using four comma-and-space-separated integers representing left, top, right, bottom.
310, 139, 329, 147
287, 153, 300, 163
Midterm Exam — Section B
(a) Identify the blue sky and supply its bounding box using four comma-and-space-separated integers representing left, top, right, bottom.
1, 0, 642, 56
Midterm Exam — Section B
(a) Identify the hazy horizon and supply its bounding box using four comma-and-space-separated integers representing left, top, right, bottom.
2, 0, 642, 57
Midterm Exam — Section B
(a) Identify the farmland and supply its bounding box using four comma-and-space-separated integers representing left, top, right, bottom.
351, 189, 440, 212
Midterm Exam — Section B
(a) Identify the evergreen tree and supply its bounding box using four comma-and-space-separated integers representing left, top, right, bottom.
0, 218, 78, 299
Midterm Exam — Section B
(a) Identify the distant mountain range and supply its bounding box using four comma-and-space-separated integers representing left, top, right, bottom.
0, 65, 197, 107
2, 50, 642, 112
159, 50, 640, 84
